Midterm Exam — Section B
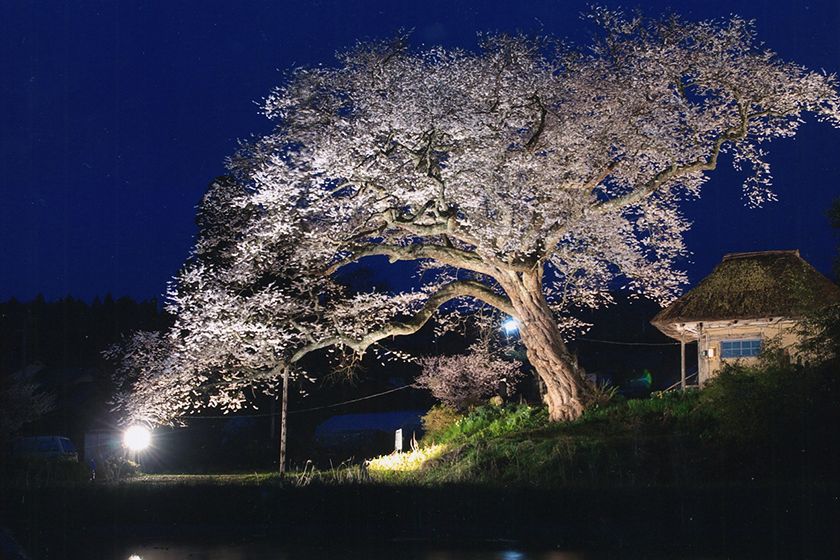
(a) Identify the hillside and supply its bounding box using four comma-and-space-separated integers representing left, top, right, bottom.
368, 356, 840, 488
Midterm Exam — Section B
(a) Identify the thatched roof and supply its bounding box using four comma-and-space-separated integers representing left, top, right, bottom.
652, 250, 840, 332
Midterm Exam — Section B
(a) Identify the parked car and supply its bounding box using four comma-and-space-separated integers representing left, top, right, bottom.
10, 436, 79, 462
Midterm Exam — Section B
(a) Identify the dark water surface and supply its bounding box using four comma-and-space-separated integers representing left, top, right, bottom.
85, 540, 727, 560
12, 483, 833, 559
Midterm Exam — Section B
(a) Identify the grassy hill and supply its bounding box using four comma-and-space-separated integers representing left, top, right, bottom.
368, 355, 840, 489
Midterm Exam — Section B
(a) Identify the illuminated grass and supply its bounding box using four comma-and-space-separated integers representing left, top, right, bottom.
366, 444, 448, 474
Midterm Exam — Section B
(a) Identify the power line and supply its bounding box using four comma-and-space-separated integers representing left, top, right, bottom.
575, 337, 679, 347
182, 384, 415, 420
180, 337, 677, 421
289, 384, 413, 414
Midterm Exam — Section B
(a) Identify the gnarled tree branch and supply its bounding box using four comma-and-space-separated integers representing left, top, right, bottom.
290, 279, 515, 362
595, 102, 749, 213
542, 102, 752, 254
325, 242, 494, 275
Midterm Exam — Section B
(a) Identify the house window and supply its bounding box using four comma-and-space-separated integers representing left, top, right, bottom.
720, 339, 762, 359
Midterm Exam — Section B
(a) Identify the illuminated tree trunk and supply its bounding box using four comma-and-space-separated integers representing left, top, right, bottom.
499, 269, 591, 422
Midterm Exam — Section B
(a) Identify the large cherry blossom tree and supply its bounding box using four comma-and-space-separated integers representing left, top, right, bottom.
114, 10, 840, 425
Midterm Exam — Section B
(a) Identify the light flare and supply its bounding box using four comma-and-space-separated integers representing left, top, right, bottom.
123, 425, 152, 451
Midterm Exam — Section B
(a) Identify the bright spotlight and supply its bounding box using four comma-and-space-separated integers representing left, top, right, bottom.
123, 425, 151, 452
502, 318, 519, 335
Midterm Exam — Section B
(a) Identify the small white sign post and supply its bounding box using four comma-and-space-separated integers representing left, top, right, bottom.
395, 428, 403, 452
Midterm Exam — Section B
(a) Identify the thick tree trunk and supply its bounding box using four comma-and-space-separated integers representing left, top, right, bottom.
499, 269, 591, 422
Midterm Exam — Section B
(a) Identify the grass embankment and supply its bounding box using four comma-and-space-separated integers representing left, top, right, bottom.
368, 358, 840, 488
369, 396, 704, 486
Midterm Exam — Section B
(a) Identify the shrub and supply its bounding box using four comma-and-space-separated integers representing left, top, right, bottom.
101, 455, 141, 481
420, 405, 461, 442
575, 389, 699, 433
688, 354, 840, 480
698, 357, 839, 441
588, 381, 620, 408
795, 303, 840, 363
431, 403, 548, 445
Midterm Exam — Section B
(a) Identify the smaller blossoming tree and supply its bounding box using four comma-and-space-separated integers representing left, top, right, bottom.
416, 325, 524, 410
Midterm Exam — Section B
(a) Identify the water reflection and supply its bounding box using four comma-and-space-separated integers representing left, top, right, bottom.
118, 545, 588, 560
114, 542, 731, 560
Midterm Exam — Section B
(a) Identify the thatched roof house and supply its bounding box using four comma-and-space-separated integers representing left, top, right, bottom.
652, 250, 840, 385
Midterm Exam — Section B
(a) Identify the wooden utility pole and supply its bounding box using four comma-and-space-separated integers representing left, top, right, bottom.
269, 398, 276, 440
279, 366, 289, 474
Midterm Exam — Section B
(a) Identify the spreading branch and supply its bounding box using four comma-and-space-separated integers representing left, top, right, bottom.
291, 279, 515, 361
325, 242, 494, 276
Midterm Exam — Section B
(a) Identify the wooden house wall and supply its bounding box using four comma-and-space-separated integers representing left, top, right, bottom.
697, 319, 800, 383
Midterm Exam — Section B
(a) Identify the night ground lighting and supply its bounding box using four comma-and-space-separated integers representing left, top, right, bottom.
123, 425, 151, 451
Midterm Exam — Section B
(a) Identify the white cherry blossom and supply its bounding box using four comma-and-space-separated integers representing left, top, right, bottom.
113, 11, 840, 423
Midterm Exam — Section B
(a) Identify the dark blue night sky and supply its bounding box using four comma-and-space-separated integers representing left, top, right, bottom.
2, 1, 840, 302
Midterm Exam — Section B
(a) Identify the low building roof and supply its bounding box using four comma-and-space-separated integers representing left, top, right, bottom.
652, 250, 840, 338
